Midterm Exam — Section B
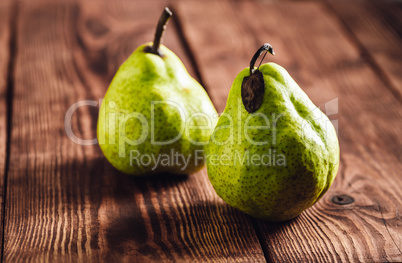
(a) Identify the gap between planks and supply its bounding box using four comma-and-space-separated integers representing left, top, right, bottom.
2, 0, 266, 261
1, 1, 19, 262
176, 0, 402, 261
171, 3, 272, 261
324, 1, 402, 104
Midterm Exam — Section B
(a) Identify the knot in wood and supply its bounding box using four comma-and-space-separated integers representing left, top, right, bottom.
331, 194, 354, 205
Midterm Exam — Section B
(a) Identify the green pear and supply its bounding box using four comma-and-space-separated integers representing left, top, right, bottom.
97, 8, 217, 175
206, 44, 339, 221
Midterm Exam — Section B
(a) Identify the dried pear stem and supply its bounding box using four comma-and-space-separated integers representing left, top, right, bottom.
150, 7, 172, 55
249, 43, 275, 75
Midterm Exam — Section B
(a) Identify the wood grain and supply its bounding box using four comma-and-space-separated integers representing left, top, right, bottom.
175, 0, 256, 112
328, 1, 402, 102
0, 0, 13, 260
2, 0, 266, 261
176, 1, 402, 262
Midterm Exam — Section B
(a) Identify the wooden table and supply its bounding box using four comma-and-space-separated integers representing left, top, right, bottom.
0, 0, 401, 261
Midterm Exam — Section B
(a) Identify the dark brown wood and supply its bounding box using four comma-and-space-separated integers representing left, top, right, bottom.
175, 1, 256, 112
176, 0, 402, 262
328, 1, 402, 101
3, 0, 265, 261
2, 0, 402, 261
0, 0, 13, 260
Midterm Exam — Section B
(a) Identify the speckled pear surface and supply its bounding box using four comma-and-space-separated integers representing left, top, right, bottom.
97, 43, 217, 175
206, 62, 339, 221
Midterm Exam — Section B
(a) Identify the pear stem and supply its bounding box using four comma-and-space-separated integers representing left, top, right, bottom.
249, 43, 275, 75
151, 7, 172, 55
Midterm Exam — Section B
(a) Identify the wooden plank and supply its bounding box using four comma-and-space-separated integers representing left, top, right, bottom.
174, 1, 256, 112
0, 0, 13, 259
328, 1, 402, 102
3, 0, 266, 261
176, 1, 402, 262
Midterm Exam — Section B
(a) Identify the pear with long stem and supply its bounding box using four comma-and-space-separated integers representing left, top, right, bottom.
98, 8, 217, 176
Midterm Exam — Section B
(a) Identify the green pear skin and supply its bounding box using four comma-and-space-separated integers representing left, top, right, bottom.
98, 43, 217, 175
206, 62, 339, 221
